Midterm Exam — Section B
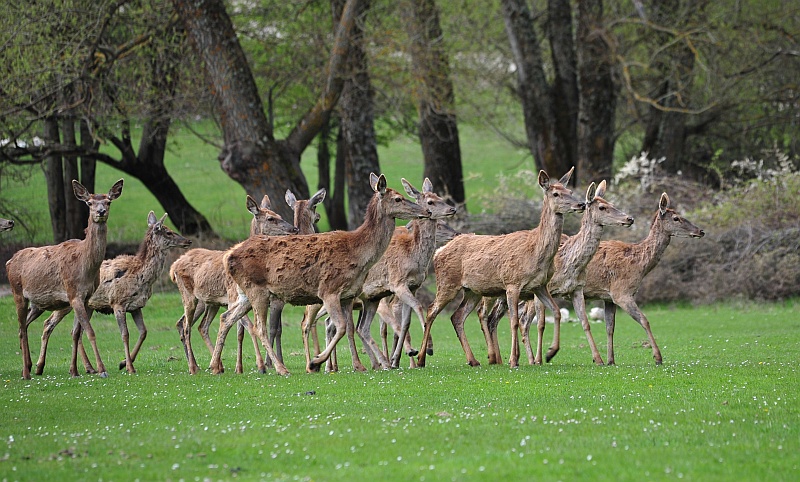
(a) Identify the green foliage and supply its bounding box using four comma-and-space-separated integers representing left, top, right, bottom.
0, 295, 798, 480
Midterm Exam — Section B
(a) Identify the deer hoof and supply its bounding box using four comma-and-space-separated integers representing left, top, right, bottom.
467, 360, 481, 367
307, 360, 321, 373
426, 347, 434, 356
118, 360, 127, 370
406, 349, 419, 357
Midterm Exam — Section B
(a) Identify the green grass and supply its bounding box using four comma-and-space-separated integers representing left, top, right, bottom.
0, 123, 531, 244
1, 295, 797, 481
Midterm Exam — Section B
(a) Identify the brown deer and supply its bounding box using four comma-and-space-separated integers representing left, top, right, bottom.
580, 192, 704, 365
0, 217, 14, 231
417, 168, 584, 368
6, 179, 124, 379
212, 173, 431, 375
350, 178, 457, 370
479, 180, 635, 365
34, 212, 191, 375
170, 194, 299, 374
377, 219, 462, 366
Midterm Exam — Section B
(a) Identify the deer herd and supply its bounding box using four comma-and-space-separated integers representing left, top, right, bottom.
2, 169, 705, 379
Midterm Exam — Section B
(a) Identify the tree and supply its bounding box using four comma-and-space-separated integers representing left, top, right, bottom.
172, 0, 364, 221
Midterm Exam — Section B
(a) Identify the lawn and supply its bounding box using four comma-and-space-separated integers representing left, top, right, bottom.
0, 295, 797, 481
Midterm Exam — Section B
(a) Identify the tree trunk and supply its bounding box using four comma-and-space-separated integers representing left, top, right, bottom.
501, 0, 572, 179
576, 0, 615, 184
548, 0, 579, 180
405, 0, 465, 206
334, 0, 382, 229
43, 117, 67, 243
317, 119, 347, 231
173, 0, 363, 222
61, 117, 86, 240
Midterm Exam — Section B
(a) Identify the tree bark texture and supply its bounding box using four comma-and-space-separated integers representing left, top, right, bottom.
43, 117, 67, 243
333, 0, 382, 229
404, 0, 465, 206
174, 0, 362, 221
577, 0, 615, 184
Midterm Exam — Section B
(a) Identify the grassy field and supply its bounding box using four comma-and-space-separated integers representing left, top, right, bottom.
0, 295, 797, 481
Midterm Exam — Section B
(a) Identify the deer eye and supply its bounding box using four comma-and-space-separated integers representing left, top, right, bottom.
395, 197, 402, 202
427, 200, 433, 205
673, 216, 680, 221
599, 206, 606, 211
553, 192, 559, 197
267, 216, 275, 221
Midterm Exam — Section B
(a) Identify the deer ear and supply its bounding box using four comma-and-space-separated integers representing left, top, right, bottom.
285, 189, 297, 209
585, 182, 596, 204
558, 166, 575, 186
159, 213, 168, 225
422, 177, 433, 194
310, 188, 326, 207
595, 180, 606, 199
72, 180, 90, 202
147, 211, 158, 226
538, 170, 551, 190
370, 173, 386, 194
401, 178, 420, 199
659, 192, 670, 216
246, 195, 259, 215
260, 194, 271, 210
108, 179, 124, 200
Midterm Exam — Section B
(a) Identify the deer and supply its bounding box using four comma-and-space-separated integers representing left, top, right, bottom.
416, 168, 584, 369
0, 217, 14, 231
211, 173, 431, 375
169, 194, 299, 374
346, 178, 457, 370
377, 219, 462, 367
34, 211, 191, 375
6, 179, 124, 379
579, 192, 705, 365
478, 180, 635, 366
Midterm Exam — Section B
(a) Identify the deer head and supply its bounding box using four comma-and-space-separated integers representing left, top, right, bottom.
370, 173, 431, 220
147, 212, 192, 249
401, 177, 457, 219
584, 180, 634, 227
73, 179, 124, 223
656, 193, 705, 238
286, 188, 326, 226
247, 194, 299, 235
538, 167, 585, 215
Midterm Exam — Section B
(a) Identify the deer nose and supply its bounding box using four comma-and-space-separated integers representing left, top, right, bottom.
626, 216, 634, 224
291, 226, 300, 234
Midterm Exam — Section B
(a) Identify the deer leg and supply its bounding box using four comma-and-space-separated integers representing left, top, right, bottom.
604, 302, 618, 366
615, 297, 662, 365
572, 291, 604, 365
393, 287, 424, 362
356, 300, 391, 370
345, 303, 367, 372
16, 297, 33, 379
236, 317, 246, 374
522, 300, 539, 365
73, 313, 96, 374
114, 307, 135, 374
309, 296, 350, 372
72, 301, 106, 378
418, 286, 459, 368
324, 318, 338, 373
126, 309, 148, 366
268, 300, 285, 364
534, 288, 562, 363
247, 297, 289, 376
451, 292, 482, 367
241, 314, 266, 373
301, 304, 322, 373
478, 298, 499, 365
210, 296, 250, 375
506, 288, 522, 368
178, 298, 202, 375
198, 304, 220, 355
35, 307, 67, 375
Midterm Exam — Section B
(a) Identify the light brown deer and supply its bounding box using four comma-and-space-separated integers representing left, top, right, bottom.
479, 180, 635, 365
417, 168, 584, 368
0, 217, 14, 231
261, 188, 326, 367
34, 212, 191, 375
170, 194, 299, 374
6, 179, 124, 379
351, 178, 457, 370
377, 219, 462, 366
580, 192, 704, 365
212, 173, 431, 375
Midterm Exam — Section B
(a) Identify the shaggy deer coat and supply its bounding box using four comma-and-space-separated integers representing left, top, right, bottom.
417, 169, 584, 368
34, 212, 191, 375
6, 179, 123, 379
214, 173, 431, 375
582, 193, 704, 365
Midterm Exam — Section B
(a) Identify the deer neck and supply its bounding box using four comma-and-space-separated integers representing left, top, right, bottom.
351, 194, 397, 266
637, 214, 673, 276
560, 209, 604, 270
83, 218, 109, 272
135, 233, 169, 283
533, 198, 565, 260
408, 217, 439, 271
